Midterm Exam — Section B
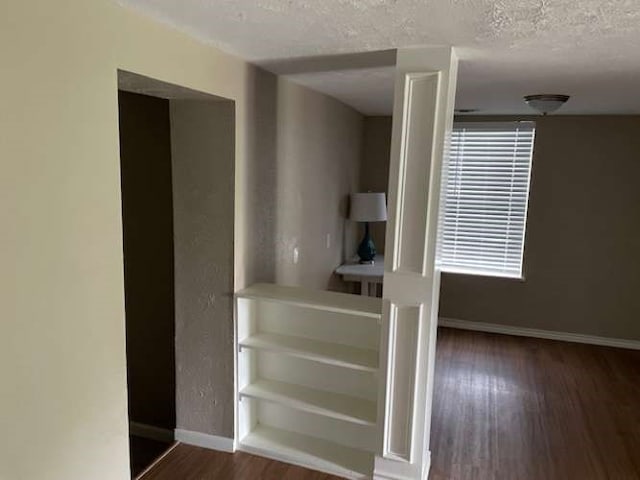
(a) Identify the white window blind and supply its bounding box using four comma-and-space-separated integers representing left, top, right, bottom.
437, 122, 535, 278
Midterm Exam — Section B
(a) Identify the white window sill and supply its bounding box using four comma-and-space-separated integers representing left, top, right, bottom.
437, 266, 525, 282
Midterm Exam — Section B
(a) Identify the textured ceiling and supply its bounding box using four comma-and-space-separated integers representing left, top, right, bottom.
116, 0, 640, 115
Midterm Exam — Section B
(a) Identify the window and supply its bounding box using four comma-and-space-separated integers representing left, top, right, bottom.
437, 122, 535, 278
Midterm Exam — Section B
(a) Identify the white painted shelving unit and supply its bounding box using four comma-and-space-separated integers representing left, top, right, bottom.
236, 284, 383, 479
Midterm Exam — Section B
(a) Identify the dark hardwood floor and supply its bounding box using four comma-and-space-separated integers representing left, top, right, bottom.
140, 445, 343, 479
140, 328, 640, 479
430, 328, 640, 480
130, 436, 175, 478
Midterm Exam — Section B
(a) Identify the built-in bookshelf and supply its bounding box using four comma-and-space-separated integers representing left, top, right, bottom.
236, 284, 383, 479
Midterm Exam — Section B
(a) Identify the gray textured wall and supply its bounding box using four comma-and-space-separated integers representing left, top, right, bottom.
273, 78, 363, 292
118, 91, 176, 430
242, 72, 363, 291
170, 100, 236, 437
363, 115, 640, 340
170, 76, 365, 439
243, 68, 278, 286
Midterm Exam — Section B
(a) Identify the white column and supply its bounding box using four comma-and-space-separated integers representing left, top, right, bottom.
374, 46, 458, 480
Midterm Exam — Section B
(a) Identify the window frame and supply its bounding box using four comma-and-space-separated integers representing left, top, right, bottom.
437, 120, 536, 280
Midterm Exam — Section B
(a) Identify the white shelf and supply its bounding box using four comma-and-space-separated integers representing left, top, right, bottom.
236, 283, 381, 475
239, 425, 373, 480
240, 379, 377, 426
236, 283, 382, 319
239, 333, 378, 372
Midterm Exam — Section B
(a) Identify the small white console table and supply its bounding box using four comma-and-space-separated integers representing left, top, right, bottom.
335, 255, 384, 297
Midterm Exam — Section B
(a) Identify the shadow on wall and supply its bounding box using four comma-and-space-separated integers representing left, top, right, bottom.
118, 90, 176, 435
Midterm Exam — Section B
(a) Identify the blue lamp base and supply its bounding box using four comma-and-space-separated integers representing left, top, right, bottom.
357, 222, 376, 264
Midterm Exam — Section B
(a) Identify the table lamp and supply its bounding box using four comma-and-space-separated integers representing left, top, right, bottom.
350, 192, 387, 264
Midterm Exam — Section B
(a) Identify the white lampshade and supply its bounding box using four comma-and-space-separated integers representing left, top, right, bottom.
350, 192, 387, 222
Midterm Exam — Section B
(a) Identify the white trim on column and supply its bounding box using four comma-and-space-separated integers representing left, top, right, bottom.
373, 473, 414, 480
375, 45, 458, 480
174, 429, 235, 452
439, 317, 640, 350
421, 452, 431, 480
129, 422, 174, 443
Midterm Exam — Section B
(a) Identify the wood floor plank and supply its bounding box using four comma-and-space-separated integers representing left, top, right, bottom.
140, 444, 345, 480
141, 327, 640, 479
429, 328, 640, 480
129, 436, 175, 479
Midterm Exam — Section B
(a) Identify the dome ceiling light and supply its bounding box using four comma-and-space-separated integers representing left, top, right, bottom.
524, 94, 570, 115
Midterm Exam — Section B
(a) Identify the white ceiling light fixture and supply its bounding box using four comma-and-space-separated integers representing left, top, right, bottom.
524, 94, 570, 115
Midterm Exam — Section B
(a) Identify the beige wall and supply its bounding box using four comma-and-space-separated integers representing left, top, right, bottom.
274, 78, 363, 291
170, 100, 235, 438
0, 1, 366, 477
362, 115, 640, 341
0, 1, 294, 478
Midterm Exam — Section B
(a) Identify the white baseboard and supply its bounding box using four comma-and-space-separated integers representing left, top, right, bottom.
129, 422, 174, 443
174, 428, 235, 453
373, 455, 421, 480
373, 474, 411, 480
370, 453, 430, 480
439, 317, 640, 350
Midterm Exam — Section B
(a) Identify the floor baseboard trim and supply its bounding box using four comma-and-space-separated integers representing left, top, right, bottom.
130, 422, 174, 443
372, 470, 415, 480
373, 475, 413, 480
373, 455, 420, 480
439, 317, 640, 351
175, 429, 235, 453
